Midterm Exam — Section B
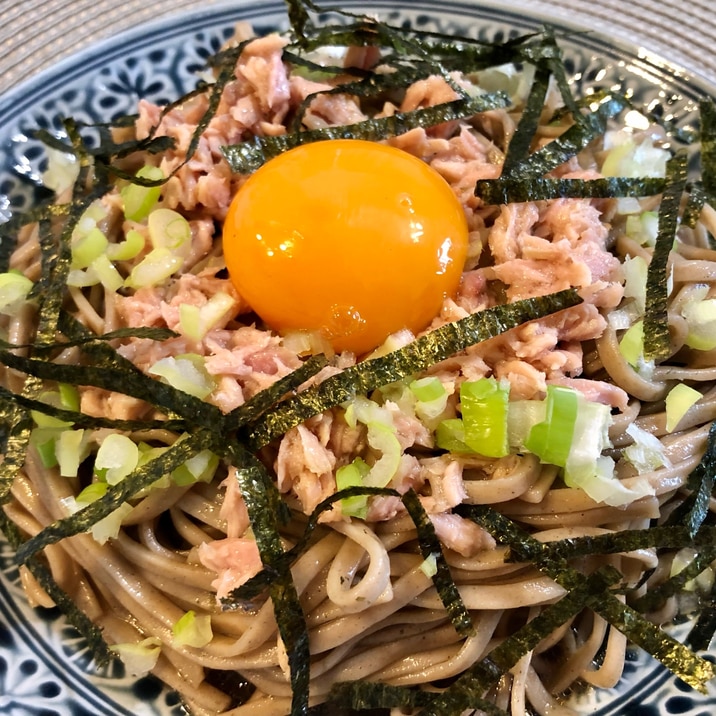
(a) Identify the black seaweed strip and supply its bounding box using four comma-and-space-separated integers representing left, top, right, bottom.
595, 596, 713, 691
0, 408, 33, 504
496, 95, 627, 183
15, 430, 215, 565
34, 188, 108, 345
632, 544, 716, 613
459, 504, 715, 692
689, 579, 716, 651
225, 438, 309, 715
701, 98, 716, 197
285, 0, 314, 45
328, 567, 618, 714
281, 50, 372, 78
501, 62, 552, 175
683, 183, 708, 229
289, 65, 433, 133
221, 485, 396, 606
0, 327, 176, 354
666, 421, 716, 537
0, 511, 114, 665
247, 289, 582, 448
222, 354, 328, 431
543, 32, 580, 120
643, 151, 688, 363
475, 175, 667, 204
401, 490, 474, 637
0, 385, 186, 433
222, 93, 510, 174
533, 524, 712, 561
0, 349, 227, 433
421, 567, 622, 716
332, 679, 508, 716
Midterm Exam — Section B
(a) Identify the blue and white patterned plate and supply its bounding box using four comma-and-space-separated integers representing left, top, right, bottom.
0, 1, 714, 714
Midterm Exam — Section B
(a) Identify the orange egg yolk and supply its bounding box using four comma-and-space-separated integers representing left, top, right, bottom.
222, 139, 469, 355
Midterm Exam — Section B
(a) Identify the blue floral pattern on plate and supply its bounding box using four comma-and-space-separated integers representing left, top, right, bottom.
0, 1, 714, 714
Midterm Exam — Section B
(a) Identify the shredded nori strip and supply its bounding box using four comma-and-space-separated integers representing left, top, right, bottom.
0, 326, 176, 353
495, 95, 627, 184
0, 348, 227, 433
666, 421, 716, 537
475, 176, 667, 204
0, 385, 186, 433
632, 544, 716, 613
420, 566, 623, 716
246, 289, 582, 448
222, 93, 510, 174
222, 354, 328, 431
501, 62, 552, 175
0, 511, 114, 666
329, 566, 620, 715
224, 438, 309, 715
683, 183, 708, 229
0, 407, 33, 504
642, 151, 689, 363
222, 485, 397, 606
401, 490, 474, 637
15, 430, 216, 564
689, 577, 716, 652
701, 98, 716, 198
531, 524, 716, 561
459, 504, 715, 692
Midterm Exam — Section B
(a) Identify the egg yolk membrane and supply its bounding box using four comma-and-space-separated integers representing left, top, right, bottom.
223, 139, 469, 355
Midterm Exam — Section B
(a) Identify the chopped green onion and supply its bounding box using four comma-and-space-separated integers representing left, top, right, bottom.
90, 253, 124, 292
435, 418, 473, 453
30, 390, 74, 428
172, 610, 213, 648
148, 354, 216, 399
94, 434, 140, 485
172, 449, 220, 486
345, 397, 401, 487
410, 376, 450, 423
459, 377, 510, 457
622, 255, 648, 315
179, 292, 238, 341
335, 458, 371, 518
619, 320, 644, 367
665, 384, 701, 432
56, 429, 87, 478
682, 292, 716, 351
121, 166, 164, 222
29, 427, 60, 468
624, 423, 671, 473
419, 553, 438, 578
71, 227, 108, 269
524, 385, 578, 467
410, 376, 446, 403
58, 383, 80, 412
147, 208, 191, 254
625, 211, 659, 246
76, 481, 109, 504
110, 636, 162, 677
90, 502, 133, 545
124, 248, 183, 289
106, 229, 146, 261
0, 271, 33, 315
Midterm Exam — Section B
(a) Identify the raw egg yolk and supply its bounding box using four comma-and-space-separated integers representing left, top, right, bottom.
223, 139, 469, 355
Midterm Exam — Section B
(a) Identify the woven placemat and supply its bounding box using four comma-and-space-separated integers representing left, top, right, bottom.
0, 0, 714, 96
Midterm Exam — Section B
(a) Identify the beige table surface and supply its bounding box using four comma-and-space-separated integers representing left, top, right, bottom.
0, 0, 715, 97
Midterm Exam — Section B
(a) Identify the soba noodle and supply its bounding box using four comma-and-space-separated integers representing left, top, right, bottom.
2, 5, 716, 716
